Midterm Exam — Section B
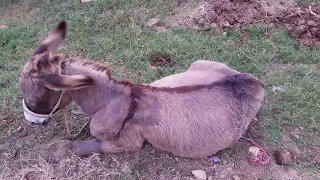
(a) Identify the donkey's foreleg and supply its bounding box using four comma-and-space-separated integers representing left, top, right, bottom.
73, 126, 143, 156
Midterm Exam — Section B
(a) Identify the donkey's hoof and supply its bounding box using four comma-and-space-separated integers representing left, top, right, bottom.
73, 140, 101, 156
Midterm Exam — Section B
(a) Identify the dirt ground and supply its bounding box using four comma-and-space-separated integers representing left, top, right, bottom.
1, 110, 319, 180
167, 0, 320, 46
1, 0, 320, 179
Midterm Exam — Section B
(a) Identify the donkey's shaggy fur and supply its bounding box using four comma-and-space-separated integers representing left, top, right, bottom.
19, 21, 265, 158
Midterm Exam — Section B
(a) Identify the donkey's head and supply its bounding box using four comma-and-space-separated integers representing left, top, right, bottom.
19, 21, 94, 125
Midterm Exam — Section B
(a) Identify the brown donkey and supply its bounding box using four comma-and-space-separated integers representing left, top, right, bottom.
19, 21, 265, 158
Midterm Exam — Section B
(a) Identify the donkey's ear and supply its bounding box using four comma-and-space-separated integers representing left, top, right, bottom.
42, 74, 94, 90
33, 21, 67, 56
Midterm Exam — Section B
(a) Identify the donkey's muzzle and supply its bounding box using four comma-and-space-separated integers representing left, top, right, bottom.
22, 99, 52, 125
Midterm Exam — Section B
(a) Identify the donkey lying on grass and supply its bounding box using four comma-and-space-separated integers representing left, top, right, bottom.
20, 21, 265, 158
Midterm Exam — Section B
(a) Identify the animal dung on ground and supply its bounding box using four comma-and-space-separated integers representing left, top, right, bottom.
274, 149, 292, 165
286, 146, 301, 160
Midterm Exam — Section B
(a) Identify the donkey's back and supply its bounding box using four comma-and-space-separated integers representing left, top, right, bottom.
150, 60, 240, 87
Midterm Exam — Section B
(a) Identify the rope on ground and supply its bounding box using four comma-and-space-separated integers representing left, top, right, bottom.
241, 136, 270, 166
62, 108, 89, 139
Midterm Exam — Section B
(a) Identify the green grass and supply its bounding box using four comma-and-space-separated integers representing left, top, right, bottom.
1, 0, 320, 179
261, 63, 320, 144
1, 0, 320, 138
296, 0, 320, 4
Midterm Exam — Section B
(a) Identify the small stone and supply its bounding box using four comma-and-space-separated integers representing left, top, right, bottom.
307, 20, 316, 26
208, 176, 213, 180
222, 32, 227, 37
150, 148, 156, 155
148, 65, 157, 70
208, 156, 221, 163
192, 170, 207, 180
221, 21, 231, 27
233, 175, 240, 180
175, 158, 179, 162
80, 0, 97, 3
71, 108, 86, 116
146, 18, 160, 27
0, 25, 9, 30
272, 86, 285, 94
274, 149, 292, 165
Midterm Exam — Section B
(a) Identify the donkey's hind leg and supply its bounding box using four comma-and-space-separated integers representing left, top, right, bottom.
73, 125, 143, 156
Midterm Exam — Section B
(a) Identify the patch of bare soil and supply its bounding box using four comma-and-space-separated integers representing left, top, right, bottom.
274, 4, 320, 46
167, 0, 268, 29
167, 0, 320, 46
148, 52, 175, 67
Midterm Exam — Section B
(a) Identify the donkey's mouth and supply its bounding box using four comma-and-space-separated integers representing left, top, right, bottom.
22, 99, 57, 125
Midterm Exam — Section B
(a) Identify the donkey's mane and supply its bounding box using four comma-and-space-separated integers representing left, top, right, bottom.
63, 58, 113, 78
61, 57, 133, 86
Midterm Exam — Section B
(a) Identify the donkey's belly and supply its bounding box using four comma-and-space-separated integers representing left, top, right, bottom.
141, 120, 243, 158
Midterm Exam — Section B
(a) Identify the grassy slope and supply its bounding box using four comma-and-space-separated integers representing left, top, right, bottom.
0, 0, 319, 179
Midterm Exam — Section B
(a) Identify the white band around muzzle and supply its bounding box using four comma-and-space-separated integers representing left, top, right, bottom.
22, 91, 64, 124
22, 99, 51, 124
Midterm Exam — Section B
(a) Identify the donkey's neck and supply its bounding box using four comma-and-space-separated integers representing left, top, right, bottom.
61, 59, 132, 116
